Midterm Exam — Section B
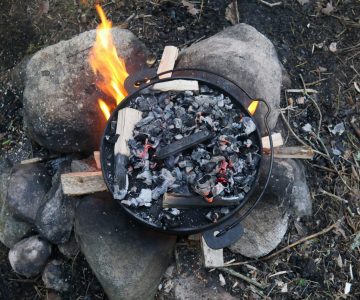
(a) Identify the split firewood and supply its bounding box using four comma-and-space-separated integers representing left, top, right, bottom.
152, 45, 199, 92
113, 107, 142, 200
201, 236, 224, 268
163, 193, 242, 208
93, 151, 101, 169
61, 171, 107, 196
152, 79, 199, 92
157, 45, 179, 79
261, 132, 284, 150
265, 146, 314, 159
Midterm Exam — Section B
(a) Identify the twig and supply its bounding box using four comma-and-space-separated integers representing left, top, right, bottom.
259, 0, 282, 8
318, 188, 348, 203
262, 220, 342, 261
218, 267, 266, 289
286, 88, 318, 94
299, 74, 322, 137
279, 110, 325, 157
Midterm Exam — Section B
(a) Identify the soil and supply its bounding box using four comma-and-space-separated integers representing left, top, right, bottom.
0, 0, 359, 299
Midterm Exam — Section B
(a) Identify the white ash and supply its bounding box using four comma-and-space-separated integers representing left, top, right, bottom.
122, 189, 152, 207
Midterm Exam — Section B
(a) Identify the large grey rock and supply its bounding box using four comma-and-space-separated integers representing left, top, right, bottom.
0, 163, 33, 248
7, 163, 51, 224
228, 158, 312, 258
9, 235, 52, 277
174, 274, 237, 300
23, 28, 149, 153
75, 192, 176, 300
228, 196, 289, 258
177, 24, 282, 134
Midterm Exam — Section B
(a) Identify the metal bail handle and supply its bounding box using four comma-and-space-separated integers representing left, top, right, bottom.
202, 98, 274, 249
202, 215, 245, 249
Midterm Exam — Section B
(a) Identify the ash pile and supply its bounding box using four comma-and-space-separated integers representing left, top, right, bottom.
114, 85, 261, 228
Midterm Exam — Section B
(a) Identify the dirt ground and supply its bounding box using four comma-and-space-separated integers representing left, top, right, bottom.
0, 0, 359, 299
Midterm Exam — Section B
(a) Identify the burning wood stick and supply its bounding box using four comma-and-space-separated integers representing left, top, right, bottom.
114, 107, 142, 200
163, 193, 241, 208
61, 171, 107, 196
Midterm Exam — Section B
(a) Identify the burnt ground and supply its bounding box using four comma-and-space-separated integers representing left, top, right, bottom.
0, 0, 359, 299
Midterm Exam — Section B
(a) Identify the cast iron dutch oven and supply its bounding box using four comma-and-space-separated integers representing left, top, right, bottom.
100, 68, 274, 249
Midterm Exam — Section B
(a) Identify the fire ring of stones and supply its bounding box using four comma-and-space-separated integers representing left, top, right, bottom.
102, 83, 261, 230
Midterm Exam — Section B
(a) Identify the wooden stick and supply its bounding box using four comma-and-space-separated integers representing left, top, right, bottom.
157, 46, 179, 79
201, 236, 224, 268
261, 219, 341, 261
152, 79, 199, 92
93, 151, 101, 169
264, 146, 314, 159
21, 155, 59, 164
61, 171, 107, 196
286, 88, 318, 94
113, 108, 142, 200
154, 46, 199, 92
261, 133, 284, 150
114, 108, 142, 157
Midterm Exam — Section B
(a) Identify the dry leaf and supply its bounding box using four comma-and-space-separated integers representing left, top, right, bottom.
329, 42, 337, 53
321, 2, 334, 15
297, 0, 309, 5
345, 282, 351, 295
181, 0, 199, 16
41, 0, 49, 14
225, 0, 239, 25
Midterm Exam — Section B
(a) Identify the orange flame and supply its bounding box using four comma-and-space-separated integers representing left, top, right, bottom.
90, 4, 129, 119
98, 98, 111, 120
248, 101, 259, 116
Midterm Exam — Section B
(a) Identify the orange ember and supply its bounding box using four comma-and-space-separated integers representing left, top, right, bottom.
90, 4, 129, 119
248, 100, 259, 116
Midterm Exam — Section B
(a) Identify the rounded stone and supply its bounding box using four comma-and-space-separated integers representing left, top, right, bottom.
0, 162, 33, 248
42, 260, 70, 292
36, 183, 75, 245
57, 233, 79, 258
23, 28, 149, 153
7, 163, 51, 224
9, 235, 52, 277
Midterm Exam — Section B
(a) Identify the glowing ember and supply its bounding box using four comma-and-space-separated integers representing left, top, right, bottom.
90, 5, 129, 119
248, 100, 259, 116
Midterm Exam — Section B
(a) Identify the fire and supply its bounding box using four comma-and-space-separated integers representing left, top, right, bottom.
90, 4, 129, 119
98, 98, 111, 120
248, 100, 259, 116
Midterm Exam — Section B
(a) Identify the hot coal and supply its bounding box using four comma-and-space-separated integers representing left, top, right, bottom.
106, 84, 261, 229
